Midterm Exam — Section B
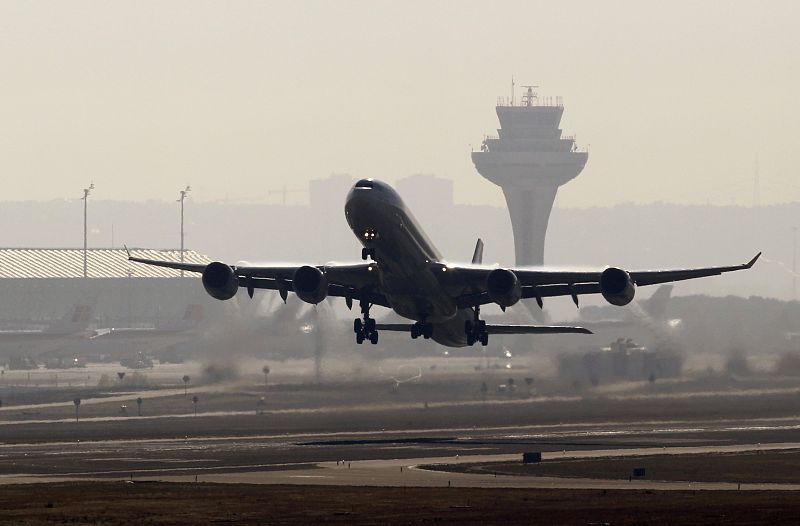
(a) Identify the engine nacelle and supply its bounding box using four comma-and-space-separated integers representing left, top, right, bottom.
600, 267, 635, 306
202, 262, 239, 301
292, 265, 328, 304
486, 268, 522, 308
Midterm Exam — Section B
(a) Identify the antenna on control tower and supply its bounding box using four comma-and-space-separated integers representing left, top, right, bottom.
521, 85, 539, 107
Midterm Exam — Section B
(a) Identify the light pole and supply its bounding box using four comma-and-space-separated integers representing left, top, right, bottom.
178, 186, 191, 278
793, 226, 797, 301
81, 183, 94, 278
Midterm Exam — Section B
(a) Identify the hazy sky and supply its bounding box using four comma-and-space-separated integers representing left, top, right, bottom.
2, 1, 798, 207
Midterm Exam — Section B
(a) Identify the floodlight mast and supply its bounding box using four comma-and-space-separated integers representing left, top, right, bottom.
178, 186, 191, 278
793, 226, 797, 301
81, 183, 94, 278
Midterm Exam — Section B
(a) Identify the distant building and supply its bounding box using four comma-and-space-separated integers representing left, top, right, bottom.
396, 174, 454, 213
558, 338, 683, 385
309, 173, 356, 216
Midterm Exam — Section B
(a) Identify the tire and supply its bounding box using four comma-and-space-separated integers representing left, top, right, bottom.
356, 332, 365, 344
354, 318, 363, 333
361, 248, 370, 260
365, 318, 376, 333
467, 334, 476, 346
411, 325, 420, 339
369, 331, 379, 344
480, 332, 489, 346
423, 324, 433, 339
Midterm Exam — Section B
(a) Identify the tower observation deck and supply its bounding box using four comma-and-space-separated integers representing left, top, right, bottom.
472, 86, 588, 266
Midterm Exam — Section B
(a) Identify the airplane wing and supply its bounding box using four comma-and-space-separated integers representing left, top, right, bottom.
443, 252, 761, 309
127, 252, 388, 307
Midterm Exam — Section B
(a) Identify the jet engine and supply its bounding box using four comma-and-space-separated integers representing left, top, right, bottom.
202, 262, 239, 301
600, 267, 635, 306
486, 268, 522, 308
293, 265, 328, 304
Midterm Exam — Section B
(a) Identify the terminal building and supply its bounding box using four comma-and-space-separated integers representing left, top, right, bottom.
0, 248, 214, 325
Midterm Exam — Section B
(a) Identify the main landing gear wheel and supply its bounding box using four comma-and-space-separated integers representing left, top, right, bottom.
410, 321, 433, 340
465, 310, 489, 347
354, 298, 379, 345
361, 247, 375, 260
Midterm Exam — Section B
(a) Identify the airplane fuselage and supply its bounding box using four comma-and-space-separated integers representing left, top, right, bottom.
345, 179, 472, 346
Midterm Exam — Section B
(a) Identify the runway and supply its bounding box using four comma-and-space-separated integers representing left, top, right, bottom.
3, 371, 800, 493
4, 417, 800, 483
153, 442, 800, 491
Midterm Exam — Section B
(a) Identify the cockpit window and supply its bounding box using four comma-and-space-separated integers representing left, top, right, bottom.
355, 179, 374, 189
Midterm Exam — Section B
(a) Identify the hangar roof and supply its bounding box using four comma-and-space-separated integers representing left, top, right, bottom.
0, 249, 211, 279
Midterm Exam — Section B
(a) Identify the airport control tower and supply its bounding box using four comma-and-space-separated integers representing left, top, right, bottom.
472, 86, 588, 266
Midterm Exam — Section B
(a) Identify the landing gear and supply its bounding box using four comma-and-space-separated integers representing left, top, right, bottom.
354, 298, 378, 345
465, 307, 489, 346
410, 320, 433, 340
361, 247, 375, 260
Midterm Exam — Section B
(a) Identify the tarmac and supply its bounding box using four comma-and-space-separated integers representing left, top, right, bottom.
154, 442, 800, 490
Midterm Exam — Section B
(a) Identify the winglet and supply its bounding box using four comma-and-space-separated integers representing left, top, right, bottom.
123, 245, 131, 259
471, 239, 484, 265
744, 252, 761, 269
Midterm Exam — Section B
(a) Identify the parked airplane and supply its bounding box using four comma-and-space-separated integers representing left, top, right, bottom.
128, 179, 760, 348
0, 304, 94, 342
92, 304, 206, 339
0, 304, 95, 369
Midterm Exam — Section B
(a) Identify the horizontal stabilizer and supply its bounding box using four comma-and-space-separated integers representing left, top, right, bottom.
375, 323, 592, 335
375, 323, 414, 332
485, 324, 593, 335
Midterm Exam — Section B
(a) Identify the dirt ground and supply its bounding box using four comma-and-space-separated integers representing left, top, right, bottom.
426, 449, 800, 484
1, 482, 799, 526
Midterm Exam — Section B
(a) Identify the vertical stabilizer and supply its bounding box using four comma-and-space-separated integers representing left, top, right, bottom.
642, 285, 673, 320
46, 304, 94, 335
471, 239, 484, 265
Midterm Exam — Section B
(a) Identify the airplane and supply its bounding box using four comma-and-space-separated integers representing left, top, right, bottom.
0, 304, 95, 343
92, 304, 206, 339
0, 304, 95, 369
127, 179, 760, 348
